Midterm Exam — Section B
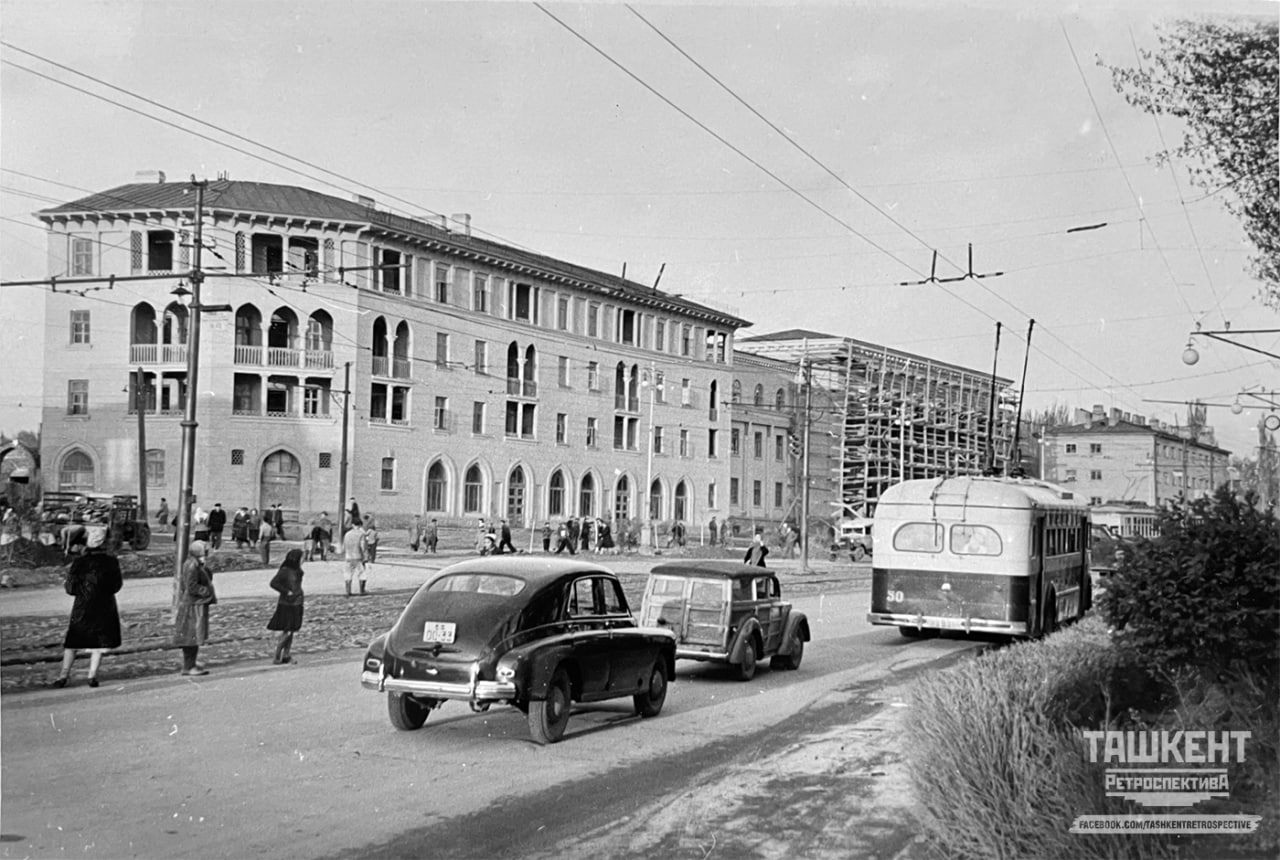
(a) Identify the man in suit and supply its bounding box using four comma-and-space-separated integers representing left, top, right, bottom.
497, 519, 516, 555
207, 503, 227, 550
270, 504, 286, 541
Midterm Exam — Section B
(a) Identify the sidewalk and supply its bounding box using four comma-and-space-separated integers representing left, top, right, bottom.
0, 544, 862, 618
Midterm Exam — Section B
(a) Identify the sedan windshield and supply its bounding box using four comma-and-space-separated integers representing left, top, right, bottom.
428, 574, 526, 596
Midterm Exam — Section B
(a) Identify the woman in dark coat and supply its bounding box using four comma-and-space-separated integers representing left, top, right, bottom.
267, 549, 305, 664
51, 527, 122, 688
173, 540, 216, 675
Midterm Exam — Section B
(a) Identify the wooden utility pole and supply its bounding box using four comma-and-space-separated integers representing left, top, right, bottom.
135, 366, 148, 519
174, 180, 207, 583
337, 361, 351, 540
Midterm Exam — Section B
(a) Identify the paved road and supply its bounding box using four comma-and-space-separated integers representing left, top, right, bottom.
0, 584, 972, 860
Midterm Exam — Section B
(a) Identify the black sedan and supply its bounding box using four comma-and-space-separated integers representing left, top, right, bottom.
361, 558, 676, 744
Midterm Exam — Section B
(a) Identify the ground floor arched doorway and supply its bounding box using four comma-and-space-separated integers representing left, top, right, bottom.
260, 450, 301, 523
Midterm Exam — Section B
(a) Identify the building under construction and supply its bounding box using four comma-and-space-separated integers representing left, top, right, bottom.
737, 330, 1016, 521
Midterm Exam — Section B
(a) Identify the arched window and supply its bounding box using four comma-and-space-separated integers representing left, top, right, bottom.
731, 380, 742, 404
59, 450, 94, 491
426, 461, 447, 512
615, 362, 627, 409
627, 365, 639, 411
307, 311, 334, 352
674, 481, 688, 522
507, 342, 521, 382
753, 384, 764, 406
775, 388, 786, 410
649, 479, 663, 521
507, 466, 526, 523
709, 380, 719, 421
131, 303, 158, 345
549, 470, 565, 517
614, 475, 631, 522
268, 308, 298, 350
523, 345, 537, 386
579, 473, 596, 518
161, 303, 188, 345
463, 465, 483, 513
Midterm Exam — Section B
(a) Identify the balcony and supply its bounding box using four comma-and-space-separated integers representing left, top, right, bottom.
233, 345, 333, 371
129, 343, 188, 364
234, 344, 263, 365
614, 394, 640, 412
266, 347, 301, 369
392, 358, 411, 379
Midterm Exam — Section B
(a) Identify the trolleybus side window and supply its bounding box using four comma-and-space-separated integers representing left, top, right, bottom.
951, 524, 1002, 556
892, 522, 944, 553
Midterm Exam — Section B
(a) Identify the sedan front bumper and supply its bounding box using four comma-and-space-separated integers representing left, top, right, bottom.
361, 670, 517, 702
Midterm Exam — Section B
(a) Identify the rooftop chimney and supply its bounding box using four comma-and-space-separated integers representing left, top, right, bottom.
1074, 408, 1092, 426
450, 213, 472, 237
353, 194, 375, 208
1108, 408, 1122, 426
135, 170, 166, 184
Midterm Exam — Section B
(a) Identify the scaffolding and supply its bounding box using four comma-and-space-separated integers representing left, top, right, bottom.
738, 333, 1015, 521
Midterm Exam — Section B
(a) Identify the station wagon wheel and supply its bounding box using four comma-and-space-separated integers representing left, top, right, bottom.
852, 545, 866, 562
528, 668, 572, 744
633, 660, 668, 718
771, 630, 804, 671
132, 523, 151, 551
734, 639, 757, 682
387, 692, 437, 731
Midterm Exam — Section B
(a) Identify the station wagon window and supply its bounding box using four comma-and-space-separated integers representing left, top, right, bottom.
892, 523, 944, 553
754, 577, 778, 599
951, 525, 1003, 556
428, 574, 525, 596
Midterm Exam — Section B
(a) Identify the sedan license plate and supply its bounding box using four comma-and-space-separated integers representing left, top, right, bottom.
422, 622, 456, 644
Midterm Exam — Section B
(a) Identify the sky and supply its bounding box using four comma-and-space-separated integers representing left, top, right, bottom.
1, 0, 1276, 460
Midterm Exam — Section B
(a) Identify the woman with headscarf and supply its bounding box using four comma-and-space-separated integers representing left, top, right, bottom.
50, 526, 122, 688
173, 540, 216, 676
267, 548, 305, 664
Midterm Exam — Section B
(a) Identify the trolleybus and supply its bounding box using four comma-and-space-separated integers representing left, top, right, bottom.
867, 476, 1091, 638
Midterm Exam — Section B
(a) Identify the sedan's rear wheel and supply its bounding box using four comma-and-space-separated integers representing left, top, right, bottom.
734, 639, 757, 682
633, 661, 668, 717
387, 692, 436, 731
528, 668, 572, 744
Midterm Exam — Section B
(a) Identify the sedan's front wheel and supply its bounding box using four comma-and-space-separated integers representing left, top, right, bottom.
528, 668, 572, 744
633, 660, 668, 717
387, 692, 437, 731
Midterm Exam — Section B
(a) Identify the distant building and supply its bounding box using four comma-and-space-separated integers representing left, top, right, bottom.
1042, 406, 1231, 507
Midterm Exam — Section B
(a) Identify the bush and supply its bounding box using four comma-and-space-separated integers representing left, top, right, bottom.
1100, 487, 1279, 690
906, 618, 1177, 860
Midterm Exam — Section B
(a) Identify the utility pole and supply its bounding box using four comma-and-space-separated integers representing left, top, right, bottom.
337, 361, 351, 541
173, 180, 207, 584
641, 363, 657, 554
983, 322, 1003, 475
134, 367, 148, 520
799, 355, 813, 572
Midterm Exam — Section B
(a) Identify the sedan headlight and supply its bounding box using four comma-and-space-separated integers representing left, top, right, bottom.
496, 665, 515, 682
364, 655, 383, 672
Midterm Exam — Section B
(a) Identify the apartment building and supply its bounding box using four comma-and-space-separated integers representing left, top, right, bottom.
1042, 407, 1231, 507
36, 178, 748, 530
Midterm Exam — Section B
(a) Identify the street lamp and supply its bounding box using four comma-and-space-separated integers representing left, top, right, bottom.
1182, 327, 1280, 364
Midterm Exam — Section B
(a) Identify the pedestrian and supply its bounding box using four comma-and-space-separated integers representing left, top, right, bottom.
497, 519, 516, 555
270, 504, 286, 541
248, 507, 262, 547
345, 498, 361, 532
567, 516, 580, 550
744, 532, 769, 568
303, 512, 319, 560
708, 516, 718, 547
781, 523, 798, 559
363, 517, 380, 566
424, 518, 438, 553
173, 540, 215, 676
193, 506, 211, 545
208, 503, 227, 550
596, 518, 615, 555
579, 516, 592, 553
155, 498, 170, 530
720, 520, 730, 546
554, 520, 576, 555
267, 548, 305, 665
49, 527, 122, 688
409, 514, 422, 552
315, 511, 333, 560
475, 518, 488, 554
541, 521, 552, 553
342, 516, 367, 597
1, 506, 20, 565
61, 514, 88, 557
232, 506, 249, 548
258, 516, 274, 566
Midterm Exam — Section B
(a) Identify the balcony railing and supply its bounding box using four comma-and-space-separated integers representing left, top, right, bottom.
506, 377, 538, 398
129, 343, 189, 364
615, 395, 639, 412
307, 350, 335, 370
372, 356, 390, 377
392, 358, 411, 379
234, 344, 263, 365
266, 347, 301, 368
